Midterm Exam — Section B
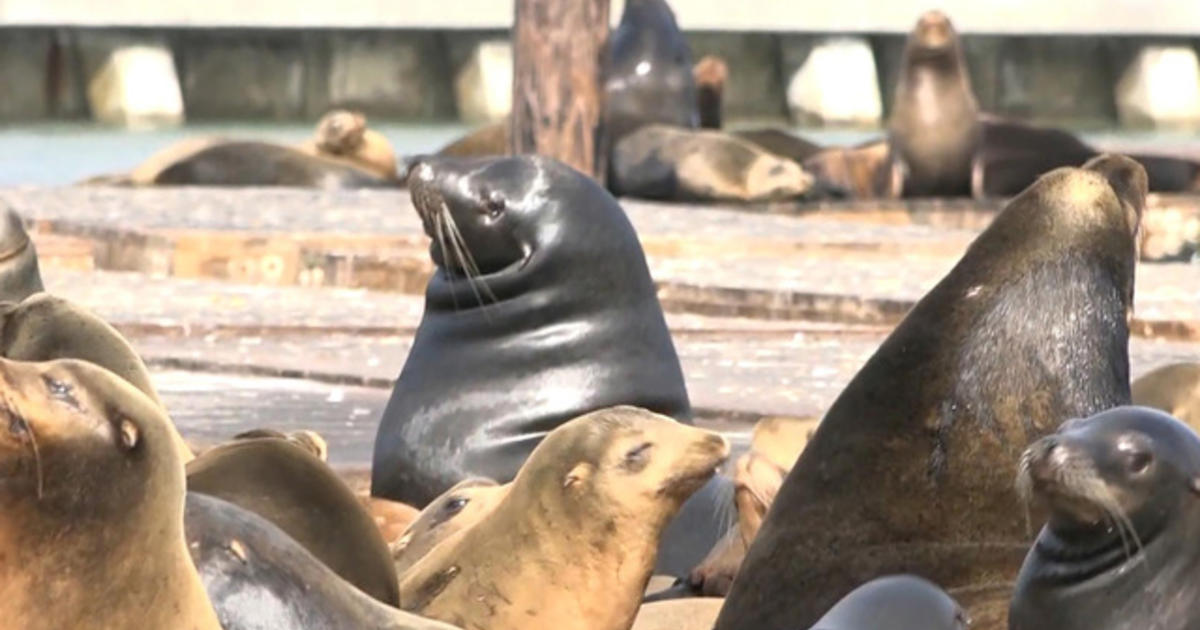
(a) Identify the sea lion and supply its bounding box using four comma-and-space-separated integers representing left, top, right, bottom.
802, 140, 892, 198
392, 477, 506, 577
1011, 405, 1200, 630
0, 357, 221, 630
299, 109, 400, 180
363, 494, 421, 547
694, 55, 727, 130
398, 406, 731, 630
91, 137, 395, 189
372, 154, 726, 576
187, 435, 400, 605
0, 292, 193, 462
811, 575, 968, 630
604, 0, 698, 145
884, 10, 981, 198
0, 205, 44, 303
715, 155, 1146, 630
610, 124, 815, 202
1133, 363, 1200, 428
434, 121, 509, 159
186, 492, 461, 630
232, 427, 328, 460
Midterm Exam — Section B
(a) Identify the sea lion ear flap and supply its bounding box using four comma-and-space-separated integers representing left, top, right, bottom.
563, 462, 594, 490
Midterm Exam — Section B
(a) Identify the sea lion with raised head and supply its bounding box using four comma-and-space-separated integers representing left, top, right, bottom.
392, 477, 506, 577
811, 575, 968, 630
715, 155, 1146, 630
187, 433, 400, 605
604, 0, 698, 146
299, 109, 400, 180
0, 205, 44, 303
1011, 405, 1200, 630
694, 54, 727, 130
1132, 362, 1200, 429
0, 292, 193, 462
186, 492, 462, 630
0, 357, 221, 630
398, 406, 730, 630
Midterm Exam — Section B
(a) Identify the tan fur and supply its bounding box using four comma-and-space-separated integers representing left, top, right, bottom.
0, 357, 220, 630
399, 406, 729, 630
392, 478, 508, 577
1133, 363, 1200, 429
299, 110, 399, 179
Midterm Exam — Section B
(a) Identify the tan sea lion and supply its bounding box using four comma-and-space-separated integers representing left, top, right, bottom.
187, 434, 401, 605
362, 494, 421, 547
0, 292, 193, 462
0, 357, 221, 630
435, 121, 509, 159
1132, 362, 1200, 429
299, 109, 400, 180
803, 140, 892, 198
398, 406, 730, 630
392, 477, 507, 577
715, 155, 1146, 630
233, 427, 328, 460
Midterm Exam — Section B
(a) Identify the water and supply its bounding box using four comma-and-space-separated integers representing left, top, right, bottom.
0, 121, 1197, 187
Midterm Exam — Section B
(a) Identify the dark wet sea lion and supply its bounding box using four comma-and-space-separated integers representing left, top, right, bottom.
0, 292, 193, 462
186, 492, 460, 630
811, 575, 968, 630
715, 155, 1146, 630
392, 477, 506, 577
1133, 363, 1200, 428
604, 0, 698, 145
372, 155, 723, 576
187, 435, 400, 605
398, 406, 730, 630
0, 205, 44, 303
885, 10, 980, 198
299, 109, 400, 180
0, 357, 221, 630
610, 125, 815, 202
1011, 406, 1200, 630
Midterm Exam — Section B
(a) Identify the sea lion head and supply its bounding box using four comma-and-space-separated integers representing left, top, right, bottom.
0, 205, 44, 303
907, 10, 959, 57
0, 357, 182, 527
392, 477, 505, 575
1018, 406, 1200, 541
314, 109, 368, 155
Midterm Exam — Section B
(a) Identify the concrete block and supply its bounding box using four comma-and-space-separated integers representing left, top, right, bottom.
992, 37, 1115, 126
326, 32, 454, 120
785, 37, 882, 127
79, 34, 184, 128
1116, 45, 1200, 128
687, 32, 786, 122
453, 39, 512, 123
176, 33, 306, 119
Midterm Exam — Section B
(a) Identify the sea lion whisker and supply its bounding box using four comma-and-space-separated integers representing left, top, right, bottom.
441, 206, 498, 309
432, 208, 459, 311
22, 416, 44, 500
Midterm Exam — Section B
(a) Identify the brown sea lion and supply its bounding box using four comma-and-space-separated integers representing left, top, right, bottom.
715, 155, 1146, 630
610, 124, 815, 202
362, 494, 421, 547
0, 292, 193, 462
298, 109, 399, 180
435, 121, 509, 159
694, 55, 728, 130
399, 406, 730, 630
803, 140, 892, 198
0, 205, 44, 303
187, 435, 400, 605
0, 357, 221, 630
233, 427, 328, 460
392, 477, 506, 577
1132, 362, 1200, 429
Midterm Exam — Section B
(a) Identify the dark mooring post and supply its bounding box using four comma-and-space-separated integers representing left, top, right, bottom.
510, 0, 610, 181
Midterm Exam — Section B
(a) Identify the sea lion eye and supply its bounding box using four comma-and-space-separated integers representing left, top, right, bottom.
1126, 450, 1153, 474
483, 191, 506, 217
442, 496, 469, 516
622, 442, 654, 471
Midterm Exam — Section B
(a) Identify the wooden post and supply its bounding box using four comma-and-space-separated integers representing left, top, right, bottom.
510, 0, 610, 181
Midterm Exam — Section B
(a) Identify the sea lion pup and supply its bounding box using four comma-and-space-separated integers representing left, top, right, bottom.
714, 155, 1146, 630
604, 0, 699, 145
186, 493, 462, 630
811, 575, 968, 630
0, 205, 44, 303
187, 433, 401, 605
0, 357, 221, 630
694, 54, 727, 130
398, 406, 730, 630
884, 10, 981, 197
1011, 406, 1200, 630
392, 477, 507, 577
300, 109, 400, 180
1133, 362, 1200, 428
610, 124, 816, 202
0, 292, 193, 462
